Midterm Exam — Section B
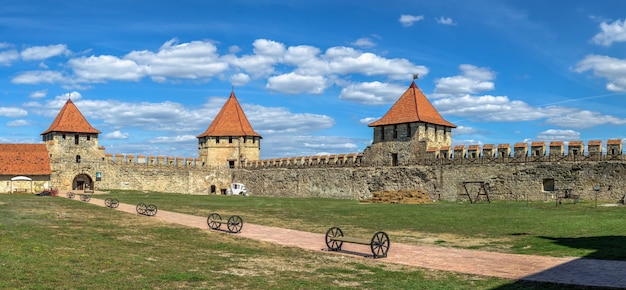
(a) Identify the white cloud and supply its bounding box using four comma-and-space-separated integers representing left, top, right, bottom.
435, 95, 547, 122
54, 91, 82, 101
266, 73, 328, 94
545, 110, 626, 129
69, 55, 144, 82
453, 126, 478, 135
591, 19, 626, 46
399, 15, 424, 27
339, 81, 406, 105
29, 89, 47, 99
126, 38, 229, 81
359, 117, 378, 125
325, 47, 427, 80
435, 64, 495, 95
7, 119, 31, 127
536, 129, 580, 141
261, 135, 364, 158
436, 17, 457, 26
11, 70, 67, 84
230, 73, 251, 86
21, 44, 71, 61
9, 38, 428, 97
149, 135, 196, 143
224, 39, 284, 78
0, 49, 19, 66
351, 37, 376, 48
244, 103, 334, 134
104, 130, 130, 140
574, 54, 626, 91
0, 107, 28, 118
435, 94, 626, 129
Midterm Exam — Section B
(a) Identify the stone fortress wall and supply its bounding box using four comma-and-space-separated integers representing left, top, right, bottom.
87, 138, 626, 203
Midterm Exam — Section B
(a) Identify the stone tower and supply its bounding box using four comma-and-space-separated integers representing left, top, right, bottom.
41, 98, 104, 190
365, 81, 456, 165
197, 91, 261, 168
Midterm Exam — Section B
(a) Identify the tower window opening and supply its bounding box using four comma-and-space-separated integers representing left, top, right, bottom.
75, 135, 79, 144
543, 178, 555, 191
229, 137, 233, 143
76, 155, 81, 163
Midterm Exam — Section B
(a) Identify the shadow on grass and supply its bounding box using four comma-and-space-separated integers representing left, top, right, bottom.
538, 236, 626, 261
493, 236, 626, 289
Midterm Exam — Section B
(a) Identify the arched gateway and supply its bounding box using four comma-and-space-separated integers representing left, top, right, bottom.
72, 174, 93, 191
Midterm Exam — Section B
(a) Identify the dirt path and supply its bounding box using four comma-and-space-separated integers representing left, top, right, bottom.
72, 194, 626, 288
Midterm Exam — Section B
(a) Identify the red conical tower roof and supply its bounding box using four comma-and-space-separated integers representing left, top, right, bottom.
41, 98, 101, 135
368, 81, 456, 128
197, 91, 261, 138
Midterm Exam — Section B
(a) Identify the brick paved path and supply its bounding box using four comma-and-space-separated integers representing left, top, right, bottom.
75, 195, 626, 288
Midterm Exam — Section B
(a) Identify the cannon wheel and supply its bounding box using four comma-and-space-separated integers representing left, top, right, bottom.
207, 213, 222, 230
325, 227, 344, 251
370, 231, 390, 258
67, 192, 75, 199
110, 198, 119, 208
227, 215, 243, 233
104, 198, 112, 207
136, 203, 147, 215
146, 204, 158, 216
80, 194, 91, 202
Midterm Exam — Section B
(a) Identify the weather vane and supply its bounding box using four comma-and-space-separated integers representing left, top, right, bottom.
412, 73, 419, 80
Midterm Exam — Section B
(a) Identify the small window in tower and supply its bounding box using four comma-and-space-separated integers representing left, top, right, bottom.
216, 137, 220, 144
75, 135, 79, 145
228, 160, 235, 169
393, 125, 398, 139
243, 136, 247, 143
380, 128, 385, 141
543, 178, 555, 191
229, 137, 233, 143
62, 134, 66, 140
391, 153, 398, 166
87, 135, 91, 141
76, 155, 81, 163
407, 125, 411, 137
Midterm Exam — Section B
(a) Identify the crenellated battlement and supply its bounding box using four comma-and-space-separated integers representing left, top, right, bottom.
242, 153, 363, 169
415, 139, 623, 165
104, 153, 206, 168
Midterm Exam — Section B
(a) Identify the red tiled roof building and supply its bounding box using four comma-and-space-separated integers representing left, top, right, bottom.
0, 144, 51, 193
197, 91, 261, 169
365, 81, 456, 165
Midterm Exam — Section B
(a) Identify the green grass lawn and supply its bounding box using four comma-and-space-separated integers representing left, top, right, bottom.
106, 190, 626, 260
0, 192, 618, 289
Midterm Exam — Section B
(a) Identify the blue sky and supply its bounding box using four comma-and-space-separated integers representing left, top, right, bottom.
2, 0, 626, 159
